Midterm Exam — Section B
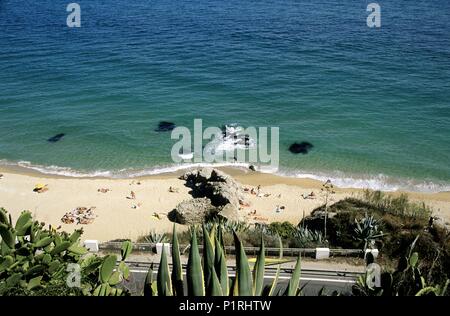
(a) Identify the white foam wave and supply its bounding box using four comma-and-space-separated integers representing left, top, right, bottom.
275, 169, 450, 193
1, 159, 449, 193
205, 124, 256, 155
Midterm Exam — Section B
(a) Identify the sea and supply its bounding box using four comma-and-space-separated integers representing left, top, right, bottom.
0, 0, 449, 192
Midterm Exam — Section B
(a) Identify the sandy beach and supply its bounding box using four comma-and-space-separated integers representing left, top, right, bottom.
1, 167, 449, 242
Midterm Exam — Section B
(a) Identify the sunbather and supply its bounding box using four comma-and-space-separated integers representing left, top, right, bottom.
33, 184, 48, 193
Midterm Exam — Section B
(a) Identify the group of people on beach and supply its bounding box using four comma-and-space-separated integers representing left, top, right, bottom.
61, 207, 97, 225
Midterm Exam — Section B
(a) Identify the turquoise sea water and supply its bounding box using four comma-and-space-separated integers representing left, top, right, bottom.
0, 0, 449, 192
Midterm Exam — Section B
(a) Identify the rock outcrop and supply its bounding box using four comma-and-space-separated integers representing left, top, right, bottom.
170, 168, 248, 224
168, 197, 217, 225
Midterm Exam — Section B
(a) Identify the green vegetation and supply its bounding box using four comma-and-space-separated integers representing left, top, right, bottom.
144, 224, 303, 296
1, 188, 449, 297
300, 190, 449, 289
141, 218, 326, 249
353, 237, 449, 296
353, 213, 385, 251
142, 231, 169, 244
0, 208, 131, 296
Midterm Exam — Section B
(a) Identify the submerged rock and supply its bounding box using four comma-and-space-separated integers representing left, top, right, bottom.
47, 133, 65, 143
289, 142, 313, 154
155, 121, 176, 132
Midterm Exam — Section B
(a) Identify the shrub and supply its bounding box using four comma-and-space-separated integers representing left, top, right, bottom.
268, 222, 297, 239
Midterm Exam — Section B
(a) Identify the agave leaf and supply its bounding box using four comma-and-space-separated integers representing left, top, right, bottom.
171, 224, 184, 296
207, 267, 224, 296
187, 229, 205, 296
144, 263, 156, 296
203, 224, 215, 290
217, 225, 225, 254
233, 231, 252, 296
209, 224, 216, 249
286, 256, 302, 296
268, 235, 283, 296
252, 235, 265, 296
214, 235, 228, 295
157, 245, 172, 296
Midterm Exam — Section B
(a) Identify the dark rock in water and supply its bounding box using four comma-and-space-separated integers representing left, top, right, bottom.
249, 165, 256, 171
289, 142, 314, 154
47, 133, 65, 143
155, 121, 176, 132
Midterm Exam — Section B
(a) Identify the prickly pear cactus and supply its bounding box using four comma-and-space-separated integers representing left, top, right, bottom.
0, 208, 130, 296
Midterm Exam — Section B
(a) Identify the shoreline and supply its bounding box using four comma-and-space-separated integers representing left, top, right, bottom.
1, 166, 449, 242
1, 161, 449, 194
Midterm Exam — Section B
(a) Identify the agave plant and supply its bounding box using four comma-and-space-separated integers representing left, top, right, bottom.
144, 224, 302, 296
144, 231, 169, 244
293, 226, 325, 247
204, 216, 251, 234
353, 213, 384, 251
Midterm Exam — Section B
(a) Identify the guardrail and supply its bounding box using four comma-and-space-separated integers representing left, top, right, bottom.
125, 261, 363, 279
97, 241, 367, 258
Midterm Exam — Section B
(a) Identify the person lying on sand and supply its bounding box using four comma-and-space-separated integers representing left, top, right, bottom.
151, 212, 162, 220
239, 199, 250, 207
302, 191, 316, 200
253, 216, 268, 222
98, 188, 110, 193
33, 184, 48, 193
169, 186, 179, 193
61, 206, 97, 225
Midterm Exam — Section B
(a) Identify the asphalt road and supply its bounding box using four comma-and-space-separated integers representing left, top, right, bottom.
122, 262, 360, 296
